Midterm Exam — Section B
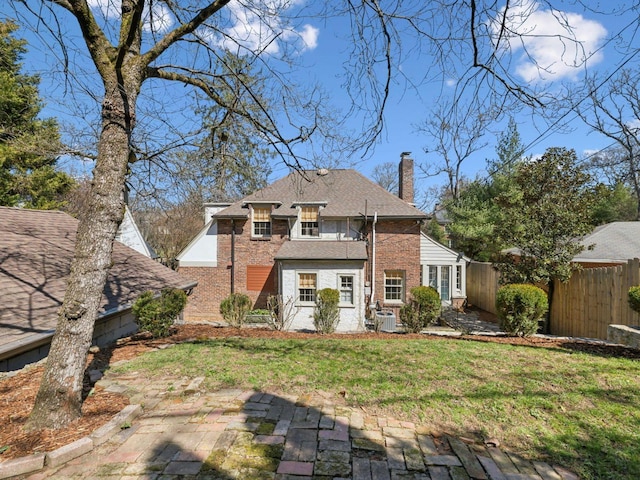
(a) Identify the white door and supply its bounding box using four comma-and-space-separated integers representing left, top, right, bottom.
427, 265, 451, 302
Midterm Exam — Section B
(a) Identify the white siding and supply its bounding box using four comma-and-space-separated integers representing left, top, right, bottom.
115, 206, 156, 258
177, 221, 218, 267
280, 260, 365, 332
290, 216, 362, 241
420, 233, 468, 301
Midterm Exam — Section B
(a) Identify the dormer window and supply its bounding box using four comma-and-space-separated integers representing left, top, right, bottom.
252, 206, 272, 238
300, 206, 319, 237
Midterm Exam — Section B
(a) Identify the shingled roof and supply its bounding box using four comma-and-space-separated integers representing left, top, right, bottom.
215, 169, 427, 220
0, 207, 196, 363
574, 222, 640, 264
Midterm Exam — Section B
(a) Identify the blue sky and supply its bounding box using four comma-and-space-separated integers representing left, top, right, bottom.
3, 1, 640, 208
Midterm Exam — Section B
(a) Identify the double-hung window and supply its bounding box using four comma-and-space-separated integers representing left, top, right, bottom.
339, 275, 354, 305
300, 206, 319, 237
384, 270, 404, 303
298, 273, 317, 303
252, 206, 272, 238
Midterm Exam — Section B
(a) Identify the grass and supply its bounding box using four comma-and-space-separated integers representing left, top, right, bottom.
111, 336, 640, 479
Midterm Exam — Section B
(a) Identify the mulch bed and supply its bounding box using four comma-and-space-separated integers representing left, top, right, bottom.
1, 322, 638, 462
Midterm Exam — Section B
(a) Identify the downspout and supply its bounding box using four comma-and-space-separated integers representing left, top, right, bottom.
370, 211, 378, 307
231, 219, 236, 294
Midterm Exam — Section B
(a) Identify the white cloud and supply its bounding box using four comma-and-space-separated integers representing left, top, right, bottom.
299, 24, 319, 51
87, 0, 173, 33
214, 1, 319, 56
445, 78, 457, 88
493, 0, 607, 82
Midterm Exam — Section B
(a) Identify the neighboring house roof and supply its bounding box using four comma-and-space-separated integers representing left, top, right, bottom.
115, 205, 157, 258
0, 207, 197, 362
503, 222, 640, 264
275, 241, 368, 261
215, 169, 427, 220
574, 222, 640, 264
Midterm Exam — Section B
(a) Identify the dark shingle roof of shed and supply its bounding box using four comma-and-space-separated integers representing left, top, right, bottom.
215, 169, 426, 219
0, 207, 196, 360
275, 241, 368, 260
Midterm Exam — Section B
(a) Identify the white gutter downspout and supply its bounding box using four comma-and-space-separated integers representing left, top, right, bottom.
370, 212, 378, 308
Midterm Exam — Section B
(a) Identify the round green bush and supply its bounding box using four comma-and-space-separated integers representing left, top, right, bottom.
628, 286, 640, 314
314, 288, 340, 334
495, 284, 548, 337
410, 286, 441, 326
132, 288, 187, 338
220, 293, 252, 328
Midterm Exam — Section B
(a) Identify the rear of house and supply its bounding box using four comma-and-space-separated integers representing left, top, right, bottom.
178, 154, 429, 331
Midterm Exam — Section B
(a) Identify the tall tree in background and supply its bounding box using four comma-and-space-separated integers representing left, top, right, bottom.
494, 147, 595, 332
446, 119, 525, 260
9, 0, 624, 431
576, 69, 640, 220
0, 20, 73, 209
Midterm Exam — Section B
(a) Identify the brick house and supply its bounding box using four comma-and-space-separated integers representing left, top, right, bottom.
178, 154, 467, 331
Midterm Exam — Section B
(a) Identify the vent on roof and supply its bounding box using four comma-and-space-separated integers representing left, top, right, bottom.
317, 168, 329, 176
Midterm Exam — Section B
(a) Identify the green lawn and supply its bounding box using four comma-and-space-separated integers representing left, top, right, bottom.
111, 336, 640, 480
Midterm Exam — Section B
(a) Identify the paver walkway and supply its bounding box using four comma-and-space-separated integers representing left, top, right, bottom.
26, 367, 578, 480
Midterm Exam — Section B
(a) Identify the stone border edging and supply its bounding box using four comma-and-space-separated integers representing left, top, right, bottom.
0, 404, 142, 479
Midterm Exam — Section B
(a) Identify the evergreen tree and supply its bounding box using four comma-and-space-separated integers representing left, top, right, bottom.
494, 147, 596, 332
446, 119, 525, 260
0, 20, 73, 209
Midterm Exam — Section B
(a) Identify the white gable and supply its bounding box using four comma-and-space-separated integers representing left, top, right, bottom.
115, 205, 156, 258
176, 219, 219, 267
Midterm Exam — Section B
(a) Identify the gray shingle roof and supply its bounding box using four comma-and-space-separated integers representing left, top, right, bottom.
275, 241, 368, 260
0, 207, 196, 360
215, 169, 427, 220
575, 221, 640, 263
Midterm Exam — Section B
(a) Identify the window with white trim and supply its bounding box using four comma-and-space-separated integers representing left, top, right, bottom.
252, 206, 272, 238
338, 275, 354, 305
300, 206, 319, 237
456, 265, 462, 291
384, 270, 404, 303
298, 273, 317, 303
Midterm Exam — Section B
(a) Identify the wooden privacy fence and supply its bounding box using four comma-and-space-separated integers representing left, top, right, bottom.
466, 259, 640, 341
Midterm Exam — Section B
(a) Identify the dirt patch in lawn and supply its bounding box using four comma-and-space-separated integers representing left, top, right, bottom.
1, 322, 638, 462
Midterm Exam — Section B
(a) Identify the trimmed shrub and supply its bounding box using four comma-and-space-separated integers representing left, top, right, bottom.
132, 288, 187, 338
628, 286, 640, 314
495, 284, 548, 337
410, 286, 441, 326
399, 286, 441, 333
220, 293, 252, 328
313, 288, 340, 334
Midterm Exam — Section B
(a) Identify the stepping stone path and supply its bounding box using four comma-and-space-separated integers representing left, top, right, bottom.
25, 371, 578, 480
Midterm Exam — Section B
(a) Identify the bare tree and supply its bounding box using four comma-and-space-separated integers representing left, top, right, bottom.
576, 69, 640, 219
7, 0, 629, 430
417, 99, 495, 201
371, 161, 399, 194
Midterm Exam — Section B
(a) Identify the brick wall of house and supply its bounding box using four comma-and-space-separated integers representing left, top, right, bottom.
180, 217, 289, 323
370, 219, 422, 317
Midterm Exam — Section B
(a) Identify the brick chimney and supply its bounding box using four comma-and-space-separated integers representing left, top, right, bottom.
398, 152, 414, 204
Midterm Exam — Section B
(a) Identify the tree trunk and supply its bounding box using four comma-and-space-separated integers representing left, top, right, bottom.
545, 279, 555, 335
27, 80, 137, 430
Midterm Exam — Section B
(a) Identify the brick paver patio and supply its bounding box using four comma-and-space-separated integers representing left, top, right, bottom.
22, 368, 579, 480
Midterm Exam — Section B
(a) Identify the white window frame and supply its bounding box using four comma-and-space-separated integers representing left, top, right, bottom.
338, 274, 355, 306
297, 272, 317, 305
426, 265, 452, 302
251, 206, 272, 238
384, 270, 405, 304
299, 206, 320, 237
